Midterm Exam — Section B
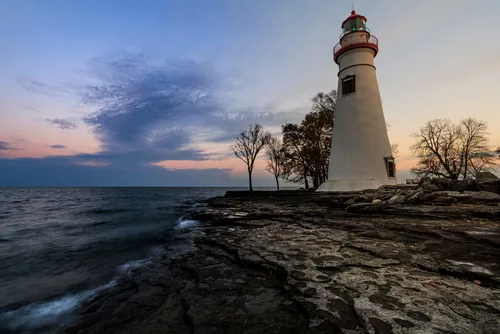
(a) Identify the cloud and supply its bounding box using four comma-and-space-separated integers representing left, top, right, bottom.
46, 118, 78, 130
16, 78, 68, 97
76, 54, 221, 163
11, 52, 308, 185
21, 106, 41, 112
49, 144, 66, 149
0, 141, 21, 151
74, 52, 299, 164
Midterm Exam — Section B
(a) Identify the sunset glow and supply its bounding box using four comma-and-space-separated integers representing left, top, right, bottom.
1, 0, 498, 186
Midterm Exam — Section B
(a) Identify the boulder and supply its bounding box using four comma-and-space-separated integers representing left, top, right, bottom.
345, 195, 372, 206
449, 179, 480, 192
416, 177, 445, 192
421, 182, 442, 193
469, 191, 500, 203
404, 189, 420, 198
387, 194, 406, 205
423, 196, 458, 206
476, 179, 500, 195
440, 191, 500, 204
431, 178, 452, 190
476, 171, 498, 180
418, 176, 432, 187
406, 190, 425, 204
354, 195, 370, 203
345, 202, 388, 213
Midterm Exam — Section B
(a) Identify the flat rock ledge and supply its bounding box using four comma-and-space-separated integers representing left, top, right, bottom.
60, 192, 500, 334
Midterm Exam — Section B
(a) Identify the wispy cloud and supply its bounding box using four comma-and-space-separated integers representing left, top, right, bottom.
49, 144, 66, 149
16, 78, 68, 97
78, 54, 221, 163
74, 52, 300, 164
46, 118, 78, 130
21, 106, 41, 112
0, 141, 21, 151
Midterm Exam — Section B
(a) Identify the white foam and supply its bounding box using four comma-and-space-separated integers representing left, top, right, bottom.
175, 219, 199, 230
0, 245, 167, 331
118, 246, 165, 273
0, 281, 115, 330
118, 258, 151, 272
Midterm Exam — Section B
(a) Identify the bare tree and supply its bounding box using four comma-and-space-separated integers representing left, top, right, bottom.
391, 144, 399, 155
265, 137, 285, 191
468, 151, 498, 176
231, 124, 271, 191
410, 118, 497, 179
387, 123, 399, 156
459, 118, 493, 178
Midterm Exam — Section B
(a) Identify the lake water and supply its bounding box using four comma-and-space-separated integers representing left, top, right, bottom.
0, 187, 268, 333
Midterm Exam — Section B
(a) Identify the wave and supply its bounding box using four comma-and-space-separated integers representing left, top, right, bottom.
0, 247, 167, 332
174, 216, 199, 230
118, 246, 165, 273
0, 214, 203, 332
0, 281, 116, 332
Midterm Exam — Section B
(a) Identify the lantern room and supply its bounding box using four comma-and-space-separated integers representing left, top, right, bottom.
341, 10, 369, 37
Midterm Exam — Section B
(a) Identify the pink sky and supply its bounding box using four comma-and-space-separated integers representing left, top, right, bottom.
1, 0, 499, 185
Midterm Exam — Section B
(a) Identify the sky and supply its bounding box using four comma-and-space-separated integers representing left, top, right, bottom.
0, 0, 499, 186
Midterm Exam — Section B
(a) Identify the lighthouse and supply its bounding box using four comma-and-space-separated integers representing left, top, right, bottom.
317, 10, 397, 192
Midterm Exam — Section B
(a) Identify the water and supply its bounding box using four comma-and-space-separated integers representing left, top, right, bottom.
0, 187, 259, 333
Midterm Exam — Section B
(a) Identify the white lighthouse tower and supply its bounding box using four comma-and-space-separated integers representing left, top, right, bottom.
317, 10, 397, 192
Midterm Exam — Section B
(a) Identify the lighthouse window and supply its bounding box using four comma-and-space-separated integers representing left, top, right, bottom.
342, 75, 356, 95
385, 157, 396, 178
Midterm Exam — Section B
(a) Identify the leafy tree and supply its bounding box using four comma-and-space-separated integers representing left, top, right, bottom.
281, 90, 336, 189
231, 124, 271, 191
410, 118, 497, 179
265, 137, 285, 191
282, 123, 311, 188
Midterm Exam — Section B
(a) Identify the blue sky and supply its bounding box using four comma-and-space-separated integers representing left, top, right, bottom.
1, 0, 499, 186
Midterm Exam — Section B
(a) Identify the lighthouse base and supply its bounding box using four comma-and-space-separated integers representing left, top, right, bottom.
316, 179, 383, 192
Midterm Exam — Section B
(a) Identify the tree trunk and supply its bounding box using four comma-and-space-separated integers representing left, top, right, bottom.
312, 176, 319, 190
463, 158, 469, 180
275, 176, 280, 191
303, 173, 309, 189
248, 170, 253, 191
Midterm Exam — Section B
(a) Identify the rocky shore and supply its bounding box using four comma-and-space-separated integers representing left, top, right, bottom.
61, 184, 500, 334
